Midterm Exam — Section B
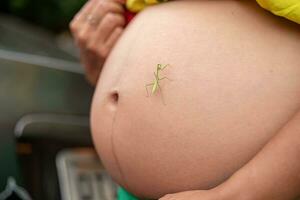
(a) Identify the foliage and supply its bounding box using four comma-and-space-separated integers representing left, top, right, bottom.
1, 0, 87, 32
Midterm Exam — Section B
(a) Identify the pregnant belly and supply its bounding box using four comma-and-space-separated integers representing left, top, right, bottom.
91, 1, 300, 198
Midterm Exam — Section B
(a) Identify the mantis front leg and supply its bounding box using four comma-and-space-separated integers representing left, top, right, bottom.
159, 77, 173, 81
159, 64, 170, 71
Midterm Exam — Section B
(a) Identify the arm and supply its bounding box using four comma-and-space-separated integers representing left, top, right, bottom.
222, 109, 300, 200
160, 109, 300, 200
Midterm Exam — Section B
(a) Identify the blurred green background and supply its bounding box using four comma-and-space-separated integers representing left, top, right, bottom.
0, 0, 87, 32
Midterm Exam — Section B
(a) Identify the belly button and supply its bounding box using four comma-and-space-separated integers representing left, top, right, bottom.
107, 90, 119, 111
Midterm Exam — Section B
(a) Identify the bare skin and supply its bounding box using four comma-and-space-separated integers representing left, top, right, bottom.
87, 0, 300, 199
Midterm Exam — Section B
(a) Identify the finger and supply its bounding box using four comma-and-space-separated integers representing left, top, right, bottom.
104, 26, 123, 52
70, 0, 98, 39
85, 0, 124, 31
95, 0, 125, 19
160, 194, 173, 200
76, 1, 104, 47
94, 13, 125, 43
74, 0, 97, 22
82, 27, 123, 61
85, 0, 124, 26
76, 1, 124, 47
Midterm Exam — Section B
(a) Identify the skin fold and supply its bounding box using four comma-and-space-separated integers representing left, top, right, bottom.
91, 0, 300, 199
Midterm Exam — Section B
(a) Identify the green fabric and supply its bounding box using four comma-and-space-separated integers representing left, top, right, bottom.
117, 187, 139, 200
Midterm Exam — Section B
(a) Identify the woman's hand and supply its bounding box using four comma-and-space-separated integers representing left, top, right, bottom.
70, 0, 126, 85
159, 176, 251, 200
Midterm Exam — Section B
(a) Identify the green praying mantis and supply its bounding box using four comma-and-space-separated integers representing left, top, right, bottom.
145, 64, 172, 104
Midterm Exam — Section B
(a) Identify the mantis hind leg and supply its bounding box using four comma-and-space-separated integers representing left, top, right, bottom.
157, 83, 166, 105
145, 83, 154, 97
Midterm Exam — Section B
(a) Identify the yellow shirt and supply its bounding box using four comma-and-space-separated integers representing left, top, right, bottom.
256, 0, 300, 24
126, 0, 167, 13
126, 0, 300, 24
